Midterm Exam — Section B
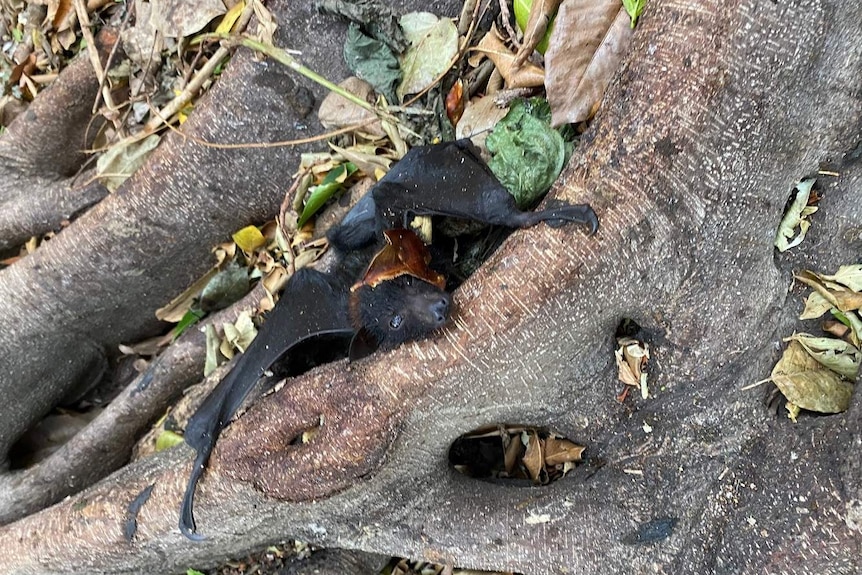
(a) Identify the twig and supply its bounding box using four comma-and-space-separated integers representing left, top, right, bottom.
142, 3, 256, 133
91, 0, 136, 115
497, 0, 522, 50
73, 0, 121, 131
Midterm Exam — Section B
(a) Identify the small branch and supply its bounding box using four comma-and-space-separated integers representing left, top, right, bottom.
143, 3, 256, 133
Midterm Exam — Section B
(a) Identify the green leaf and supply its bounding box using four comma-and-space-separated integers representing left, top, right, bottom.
621, 0, 647, 28
831, 308, 862, 348
297, 163, 357, 227
343, 23, 401, 103
173, 309, 204, 339
486, 98, 566, 208
513, 0, 556, 54
155, 430, 184, 452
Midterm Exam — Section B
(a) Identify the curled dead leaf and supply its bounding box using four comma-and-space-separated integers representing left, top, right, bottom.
615, 337, 650, 398
771, 340, 854, 420
476, 26, 545, 88
352, 229, 445, 291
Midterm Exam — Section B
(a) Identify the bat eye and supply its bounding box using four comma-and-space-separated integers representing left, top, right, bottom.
389, 315, 403, 330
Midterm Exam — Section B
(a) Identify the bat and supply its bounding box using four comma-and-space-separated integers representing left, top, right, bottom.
179, 139, 597, 539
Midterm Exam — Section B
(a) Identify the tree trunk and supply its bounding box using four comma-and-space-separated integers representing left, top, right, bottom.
1, 0, 861, 573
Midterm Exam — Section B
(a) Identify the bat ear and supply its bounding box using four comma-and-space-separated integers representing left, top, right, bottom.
348, 328, 379, 362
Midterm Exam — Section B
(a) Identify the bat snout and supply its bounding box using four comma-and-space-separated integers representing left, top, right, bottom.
429, 294, 450, 325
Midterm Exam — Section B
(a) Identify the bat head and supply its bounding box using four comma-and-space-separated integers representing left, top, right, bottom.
350, 275, 450, 348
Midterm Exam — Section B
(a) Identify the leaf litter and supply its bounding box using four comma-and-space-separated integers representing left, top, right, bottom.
762, 264, 862, 421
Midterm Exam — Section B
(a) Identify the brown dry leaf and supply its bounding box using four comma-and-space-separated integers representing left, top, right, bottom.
352, 229, 445, 291
120, 1, 164, 70
823, 320, 850, 339
149, 0, 226, 39
317, 77, 385, 137
544, 436, 585, 466
796, 271, 862, 313
503, 433, 523, 474
445, 78, 465, 126
47, 0, 74, 32
476, 26, 545, 88
455, 95, 509, 150
771, 340, 854, 421
514, 0, 562, 67
521, 431, 543, 482
544, 0, 633, 126
615, 337, 650, 398
328, 142, 392, 176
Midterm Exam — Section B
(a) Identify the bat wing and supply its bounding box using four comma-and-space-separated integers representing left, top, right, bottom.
371, 139, 598, 233
180, 268, 353, 539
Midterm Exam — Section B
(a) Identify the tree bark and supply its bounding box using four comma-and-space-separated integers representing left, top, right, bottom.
1, 0, 861, 573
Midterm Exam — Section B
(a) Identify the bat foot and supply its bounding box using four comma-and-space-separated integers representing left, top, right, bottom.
180, 522, 206, 541
533, 202, 599, 234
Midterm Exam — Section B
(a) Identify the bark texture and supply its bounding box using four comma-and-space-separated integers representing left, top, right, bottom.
1, 0, 861, 573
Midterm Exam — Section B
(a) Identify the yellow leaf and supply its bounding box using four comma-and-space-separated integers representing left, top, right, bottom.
216, 1, 245, 34
232, 225, 266, 252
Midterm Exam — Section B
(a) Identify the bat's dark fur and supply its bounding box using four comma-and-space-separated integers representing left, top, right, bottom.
178, 139, 597, 539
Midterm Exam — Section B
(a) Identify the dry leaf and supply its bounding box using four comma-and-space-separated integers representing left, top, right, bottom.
397, 12, 458, 100
221, 311, 258, 356
215, 0, 245, 34
615, 337, 650, 398
317, 77, 386, 137
771, 340, 854, 420
445, 78, 465, 126
521, 431, 543, 482
232, 225, 266, 253
352, 229, 445, 291
799, 290, 832, 320
786, 333, 861, 380
796, 271, 862, 312
544, 1, 633, 125
774, 179, 818, 252
96, 134, 161, 192
455, 96, 509, 147
328, 142, 392, 176
819, 264, 862, 291
476, 26, 545, 88
514, 0, 562, 65
544, 436, 585, 466
823, 320, 850, 339
149, 0, 226, 39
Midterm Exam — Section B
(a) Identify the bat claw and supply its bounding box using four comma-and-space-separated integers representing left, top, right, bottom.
535, 202, 599, 234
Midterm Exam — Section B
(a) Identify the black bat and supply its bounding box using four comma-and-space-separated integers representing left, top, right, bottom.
179, 139, 597, 539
